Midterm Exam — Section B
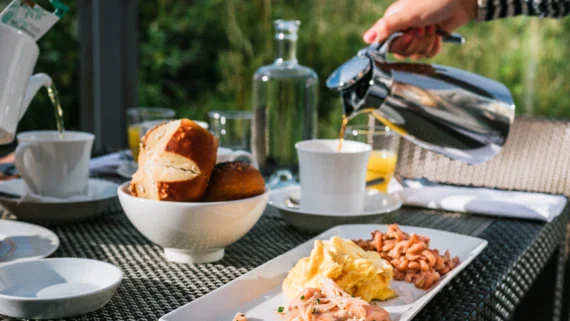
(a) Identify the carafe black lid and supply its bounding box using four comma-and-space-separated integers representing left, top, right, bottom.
326, 53, 371, 91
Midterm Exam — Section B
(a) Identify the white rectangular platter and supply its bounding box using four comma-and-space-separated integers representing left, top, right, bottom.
160, 224, 488, 321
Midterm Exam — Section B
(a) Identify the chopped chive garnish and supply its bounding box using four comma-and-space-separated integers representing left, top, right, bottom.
312, 307, 317, 314
316, 298, 320, 304
300, 295, 305, 300
277, 306, 284, 313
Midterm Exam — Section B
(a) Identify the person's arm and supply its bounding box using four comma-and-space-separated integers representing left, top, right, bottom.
363, 0, 570, 58
478, 0, 570, 20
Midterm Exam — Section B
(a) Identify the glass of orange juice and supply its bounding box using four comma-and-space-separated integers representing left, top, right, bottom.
344, 124, 400, 192
127, 108, 176, 161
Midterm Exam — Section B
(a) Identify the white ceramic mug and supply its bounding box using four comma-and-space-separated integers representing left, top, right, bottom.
217, 147, 258, 168
0, 24, 52, 145
15, 131, 95, 198
296, 139, 371, 213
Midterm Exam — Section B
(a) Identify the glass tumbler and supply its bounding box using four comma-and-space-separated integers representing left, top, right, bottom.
127, 108, 176, 160
208, 110, 253, 151
344, 124, 400, 192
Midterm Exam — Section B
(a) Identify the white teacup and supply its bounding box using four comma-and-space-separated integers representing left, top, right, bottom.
296, 139, 371, 213
217, 147, 258, 168
15, 131, 95, 198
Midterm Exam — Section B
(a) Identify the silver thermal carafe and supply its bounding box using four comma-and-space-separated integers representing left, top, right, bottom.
326, 32, 515, 165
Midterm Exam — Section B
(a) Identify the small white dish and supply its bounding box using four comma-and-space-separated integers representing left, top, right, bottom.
0, 258, 123, 319
269, 185, 402, 232
160, 224, 488, 321
118, 182, 269, 264
0, 179, 119, 223
0, 220, 59, 265
116, 160, 138, 178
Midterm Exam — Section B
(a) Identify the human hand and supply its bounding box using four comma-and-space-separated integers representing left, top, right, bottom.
363, 0, 478, 59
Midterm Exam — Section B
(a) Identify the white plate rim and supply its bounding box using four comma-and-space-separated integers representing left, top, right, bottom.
0, 220, 60, 263
0, 178, 119, 204
159, 223, 488, 321
268, 185, 402, 217
0, 258, 123, 301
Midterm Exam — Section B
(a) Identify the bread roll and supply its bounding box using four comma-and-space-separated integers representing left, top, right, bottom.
130, 119, 218, 201
202, 161, 265, 202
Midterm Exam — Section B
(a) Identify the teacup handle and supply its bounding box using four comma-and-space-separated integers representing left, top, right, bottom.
229, 150, 259, 169
14, 142, 41, 194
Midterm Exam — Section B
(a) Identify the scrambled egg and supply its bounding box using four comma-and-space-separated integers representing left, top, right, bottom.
282, 236, 395, 302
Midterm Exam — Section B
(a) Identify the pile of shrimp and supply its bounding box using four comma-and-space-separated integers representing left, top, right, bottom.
354, 224, 459, 290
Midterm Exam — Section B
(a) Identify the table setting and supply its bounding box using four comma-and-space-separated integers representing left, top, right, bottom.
0, 11, 568, 321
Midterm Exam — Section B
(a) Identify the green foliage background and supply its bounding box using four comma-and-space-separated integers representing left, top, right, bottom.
5, 0, 570, 141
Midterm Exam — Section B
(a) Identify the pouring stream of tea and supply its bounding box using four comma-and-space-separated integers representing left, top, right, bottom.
46, 83, 65, 138
338, 111, 408, 152
337, 116, 349, 151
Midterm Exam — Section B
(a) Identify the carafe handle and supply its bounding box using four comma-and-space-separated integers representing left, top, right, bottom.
14, 142, 41, 195
374, 29, 465, 59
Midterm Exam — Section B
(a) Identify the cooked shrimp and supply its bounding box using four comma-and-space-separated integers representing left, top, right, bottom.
282, 277, 391, 321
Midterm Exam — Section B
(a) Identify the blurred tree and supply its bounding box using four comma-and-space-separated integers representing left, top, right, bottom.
5, 0, 569, 144
137, 0, 570, 138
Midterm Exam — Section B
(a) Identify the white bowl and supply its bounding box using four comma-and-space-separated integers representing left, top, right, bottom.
0, 258, 122, 319
117, 182, 268, 264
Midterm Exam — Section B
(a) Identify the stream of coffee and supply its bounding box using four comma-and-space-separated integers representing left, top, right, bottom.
46, 83, 65, 138
337, 116, 349, 151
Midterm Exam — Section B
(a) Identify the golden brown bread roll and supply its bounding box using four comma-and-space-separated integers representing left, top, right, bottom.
130, 119, 218, 201
202, 161, 265, 202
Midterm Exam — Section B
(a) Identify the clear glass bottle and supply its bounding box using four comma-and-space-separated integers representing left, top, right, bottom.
252, 20, 318, 176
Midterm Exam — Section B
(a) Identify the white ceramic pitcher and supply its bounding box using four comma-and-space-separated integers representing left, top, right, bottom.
0, 23, 52, 144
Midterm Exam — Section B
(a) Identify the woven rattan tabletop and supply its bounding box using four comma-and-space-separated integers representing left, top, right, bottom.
3, 192, 568, 321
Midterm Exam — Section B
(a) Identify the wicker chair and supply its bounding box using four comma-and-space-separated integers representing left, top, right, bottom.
396, 116, 570, 197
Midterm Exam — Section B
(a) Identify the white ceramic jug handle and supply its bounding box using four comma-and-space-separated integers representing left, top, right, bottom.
20, 73, 53, 121
14, 142, 41, 194
229, 150, 258, 169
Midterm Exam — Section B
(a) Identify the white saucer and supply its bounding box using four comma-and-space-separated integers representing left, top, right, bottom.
116, 160, 138, 178
0, 179, 119, 223
0, 220, 59, 265
269, 185, 402, 232
0, 258, 123, 319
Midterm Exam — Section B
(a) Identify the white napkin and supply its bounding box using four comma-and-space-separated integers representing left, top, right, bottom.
394, 185, 567, 222
89, 151, 131, 175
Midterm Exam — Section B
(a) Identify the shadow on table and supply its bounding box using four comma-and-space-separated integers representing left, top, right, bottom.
218, 221, 313, 270
85, 277, 192, 321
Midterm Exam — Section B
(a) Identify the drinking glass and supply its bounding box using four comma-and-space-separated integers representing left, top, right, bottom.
127, 108, 176, 160
344, 125, 400, 192
208, 110, 253, 151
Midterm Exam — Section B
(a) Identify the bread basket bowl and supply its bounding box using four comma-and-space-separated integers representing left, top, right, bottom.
118, 182, 268, 264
